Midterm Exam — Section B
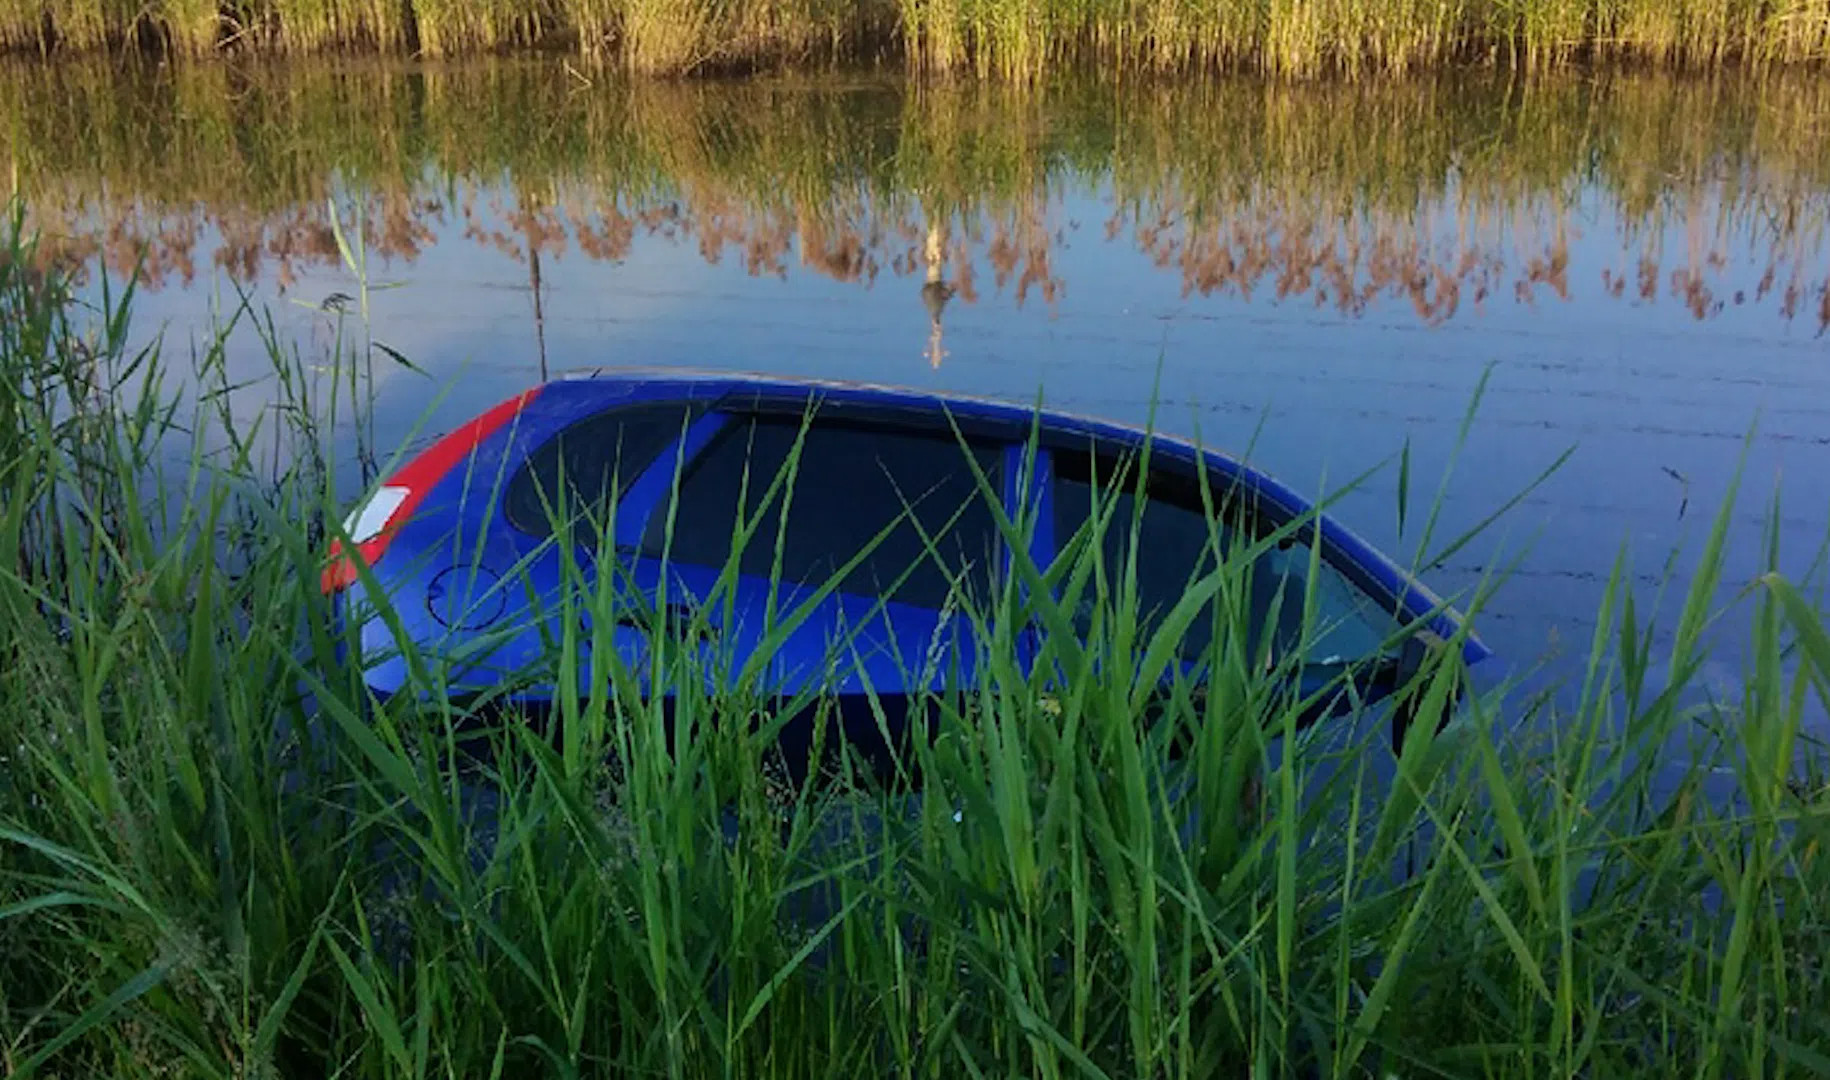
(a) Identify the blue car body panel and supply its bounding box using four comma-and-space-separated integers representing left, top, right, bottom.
332, 367, 1490, 726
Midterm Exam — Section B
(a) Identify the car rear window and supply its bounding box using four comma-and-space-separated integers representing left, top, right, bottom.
638, 411, 1006, 611
504, 402, 698, 537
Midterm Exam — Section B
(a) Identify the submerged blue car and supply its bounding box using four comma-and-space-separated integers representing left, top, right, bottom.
322, 367, 1490, 774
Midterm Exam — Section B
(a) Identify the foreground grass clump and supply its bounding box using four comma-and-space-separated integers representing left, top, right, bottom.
4, 199, 1830, 1076
0, 0, 1828, 74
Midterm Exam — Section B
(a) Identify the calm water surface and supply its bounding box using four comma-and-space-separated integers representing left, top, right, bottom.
11, 59, 1830, 710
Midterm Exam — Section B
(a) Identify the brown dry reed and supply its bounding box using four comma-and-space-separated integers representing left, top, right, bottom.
1, 0, 1829, 74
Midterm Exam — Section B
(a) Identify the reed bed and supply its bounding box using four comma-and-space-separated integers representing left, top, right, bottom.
4, 194, 1830, 1077
0, 0, 1829, 74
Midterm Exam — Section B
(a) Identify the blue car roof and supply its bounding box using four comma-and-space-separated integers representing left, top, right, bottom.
539, 366, 1490, 665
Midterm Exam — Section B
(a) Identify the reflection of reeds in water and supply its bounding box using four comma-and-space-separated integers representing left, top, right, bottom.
4, 60, 1829, 334
1, 0, 1829, 75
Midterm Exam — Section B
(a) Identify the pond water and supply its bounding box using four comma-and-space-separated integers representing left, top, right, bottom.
9, 58, 1830, 713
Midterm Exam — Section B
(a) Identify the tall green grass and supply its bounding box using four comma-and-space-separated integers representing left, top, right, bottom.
0, 0, 1829, 74
4, 196, 1830, 1076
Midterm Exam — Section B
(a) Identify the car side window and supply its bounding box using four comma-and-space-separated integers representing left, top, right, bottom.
503, 402, 700, 537
1248, 537, 1395, 667
639, 411, 1007, 611
1050, 446, 1393, 666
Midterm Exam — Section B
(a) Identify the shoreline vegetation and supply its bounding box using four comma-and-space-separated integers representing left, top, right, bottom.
7, 62, 1830, 336
4, 194, 1830, 1075
0, 0, 1826, 76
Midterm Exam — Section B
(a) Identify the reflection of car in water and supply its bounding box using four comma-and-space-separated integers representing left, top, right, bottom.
322, 368, 1490, 779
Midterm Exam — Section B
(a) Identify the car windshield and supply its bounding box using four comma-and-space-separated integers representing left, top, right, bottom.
638, 411, 1007, 611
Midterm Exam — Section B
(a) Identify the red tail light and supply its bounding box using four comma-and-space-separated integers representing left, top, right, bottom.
321, 387, 543, 594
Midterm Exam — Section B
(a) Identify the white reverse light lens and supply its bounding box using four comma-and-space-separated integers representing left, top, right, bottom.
343, 485, 411, 543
